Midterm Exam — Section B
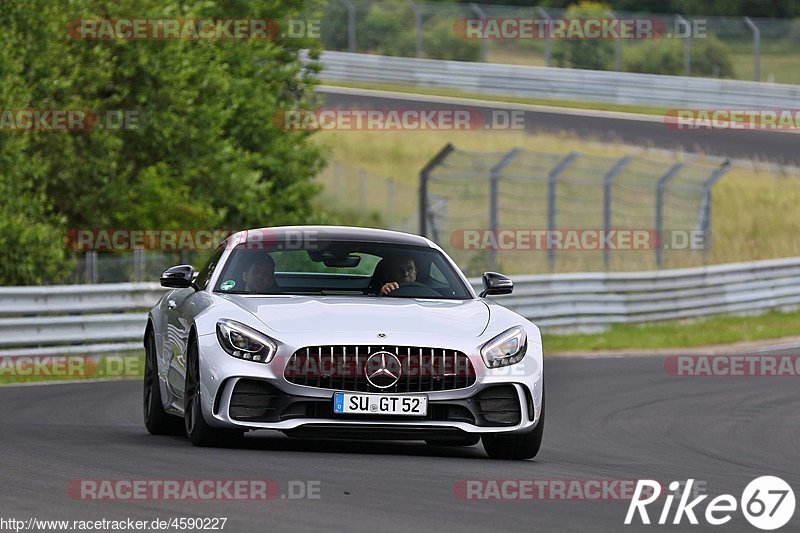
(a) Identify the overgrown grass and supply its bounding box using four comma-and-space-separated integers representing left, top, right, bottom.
542, 309, 800, 353
312, 128, 800, 274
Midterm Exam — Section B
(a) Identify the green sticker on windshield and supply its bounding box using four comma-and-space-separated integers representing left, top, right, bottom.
220, 280, 235, 291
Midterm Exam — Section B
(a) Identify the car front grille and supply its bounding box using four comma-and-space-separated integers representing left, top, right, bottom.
284, 345, 476, 393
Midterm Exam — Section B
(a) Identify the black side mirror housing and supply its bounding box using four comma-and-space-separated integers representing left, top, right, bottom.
160, 265, 198, 290
480, 272, 513, 297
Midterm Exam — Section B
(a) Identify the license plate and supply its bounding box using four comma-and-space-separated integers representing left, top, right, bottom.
333, 392, 428, 416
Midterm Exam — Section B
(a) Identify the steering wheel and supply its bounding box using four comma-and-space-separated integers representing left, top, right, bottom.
385, 281, 441, 298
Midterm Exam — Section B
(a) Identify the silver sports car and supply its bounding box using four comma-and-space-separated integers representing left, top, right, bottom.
144, 226, 544, 459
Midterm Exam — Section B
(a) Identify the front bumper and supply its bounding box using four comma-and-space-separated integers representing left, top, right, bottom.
195, 331, 543, 437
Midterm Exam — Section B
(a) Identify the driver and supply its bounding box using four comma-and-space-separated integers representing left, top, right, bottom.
241, 253, 279, 293
380, 256, 417, 295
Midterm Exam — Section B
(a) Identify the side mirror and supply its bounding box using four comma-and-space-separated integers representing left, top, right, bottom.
160, 265, 198, 290
480, 272, 513, 297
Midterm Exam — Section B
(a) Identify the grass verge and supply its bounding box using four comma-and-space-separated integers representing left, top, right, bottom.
542, 310, 800, 353
321, 80, 671, 116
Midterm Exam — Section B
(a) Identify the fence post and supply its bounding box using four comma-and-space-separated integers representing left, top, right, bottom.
535, 7, 552, 67
603, 156, 632, 270
134, 249, 144, 282
697, 160, 731, 262
744, 17, 761, 82
85, 251, 98, 283
609, 11, 621, 71
339, 0, 356, 53
333, 162, 341, 202
471, 3, 488, 62
359, 168, 366, 213
654, 162, 684, 269
408, 0, 423, 58
419, 143, 455, 237
387, 177, 394, 227
676, 14, 691, 76
489, 148, 522, 270
547, 152, 579, 272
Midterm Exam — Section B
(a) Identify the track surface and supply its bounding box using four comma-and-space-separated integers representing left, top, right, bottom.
319, 88, 800, 166
2, 355, 798, 532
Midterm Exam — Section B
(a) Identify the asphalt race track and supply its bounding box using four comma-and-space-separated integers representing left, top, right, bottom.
319, 87, 800, 167
2, 355, 798, 532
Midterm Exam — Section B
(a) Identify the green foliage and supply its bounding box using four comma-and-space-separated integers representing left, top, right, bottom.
623, 35, 734, 77
0, 0, 325, 285
423, 17, 480, 61
552, 2, 616, 70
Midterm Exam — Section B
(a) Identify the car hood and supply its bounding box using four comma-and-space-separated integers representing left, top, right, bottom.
222, 295, 490, 337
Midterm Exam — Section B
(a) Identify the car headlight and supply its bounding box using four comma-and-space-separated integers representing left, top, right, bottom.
216, 319, 277, 364
480, 326, 527, 368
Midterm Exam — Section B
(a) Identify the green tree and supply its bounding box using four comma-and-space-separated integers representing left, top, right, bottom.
0, 0, 326, 285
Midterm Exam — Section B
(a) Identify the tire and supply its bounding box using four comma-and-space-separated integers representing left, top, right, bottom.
143, 329, 184, 435
425, 435, 480, 447
482, 387, 545, 460
184, 334, 243, 447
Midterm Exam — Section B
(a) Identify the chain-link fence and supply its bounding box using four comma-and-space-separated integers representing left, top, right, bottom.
309, 0, 800, 84
63, 149, 730, 283
419, 144, 730, 276
313, 161, 417, 233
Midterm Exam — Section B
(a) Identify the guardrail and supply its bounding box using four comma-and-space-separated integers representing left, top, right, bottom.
1, 257, 799, 356
319, 51, 800, 109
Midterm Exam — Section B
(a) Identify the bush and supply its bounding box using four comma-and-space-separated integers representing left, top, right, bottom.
623, 36, 734, 77
552, 1, 615, 70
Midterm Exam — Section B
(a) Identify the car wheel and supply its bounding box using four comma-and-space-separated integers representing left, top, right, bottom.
482, 388, 545, 460
143, 329, 184, 435
184, 334, 243, 447
425, 435, 480, 447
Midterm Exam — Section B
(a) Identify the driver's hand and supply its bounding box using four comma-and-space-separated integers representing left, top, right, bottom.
380, 282, 399, 295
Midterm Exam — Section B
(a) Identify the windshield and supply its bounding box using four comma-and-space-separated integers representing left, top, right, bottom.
213, 241, 472, 299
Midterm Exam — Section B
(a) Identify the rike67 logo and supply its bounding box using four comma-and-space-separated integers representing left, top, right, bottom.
625, 477, 795, 530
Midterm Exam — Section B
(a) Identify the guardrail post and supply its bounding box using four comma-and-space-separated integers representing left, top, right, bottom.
744, 17, 761, 81
408, 0, 423, 58
697, 160, 731, 262
654, 162, 684, 268
470, 3, 488, 62
419, 143, 455, 237
603, 156, 632, 270
489, 148, 522, 270
339, 0, 356, 53
676, 15, 692, 76
535, 7, 552, 67
547, 152, 579, 272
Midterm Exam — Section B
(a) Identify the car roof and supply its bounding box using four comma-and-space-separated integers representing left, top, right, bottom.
227, 225, 434, 248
